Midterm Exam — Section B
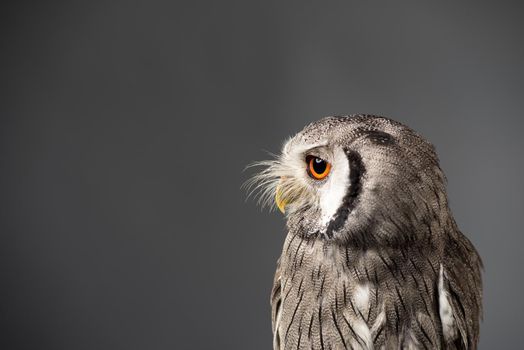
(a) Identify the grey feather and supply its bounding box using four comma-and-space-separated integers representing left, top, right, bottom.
253, 115, 482, 350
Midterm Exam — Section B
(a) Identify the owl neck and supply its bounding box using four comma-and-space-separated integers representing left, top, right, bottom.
287, 203, 456, 253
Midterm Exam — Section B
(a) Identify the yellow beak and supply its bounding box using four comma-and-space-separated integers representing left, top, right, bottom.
275, 184, 288, 214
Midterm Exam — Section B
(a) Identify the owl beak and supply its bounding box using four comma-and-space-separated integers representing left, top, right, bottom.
275, 177, 293, 214
275, 184, 288, 214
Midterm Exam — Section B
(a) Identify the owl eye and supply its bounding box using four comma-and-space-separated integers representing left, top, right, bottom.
306, 155, 331, 180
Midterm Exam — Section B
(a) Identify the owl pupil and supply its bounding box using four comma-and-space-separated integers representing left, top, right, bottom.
313, 158, 326, 173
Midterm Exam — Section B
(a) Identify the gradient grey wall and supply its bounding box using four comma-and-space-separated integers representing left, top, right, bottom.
1, 1, 522, 349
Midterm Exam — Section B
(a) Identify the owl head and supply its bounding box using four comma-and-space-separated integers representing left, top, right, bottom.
248, 115, 450, 247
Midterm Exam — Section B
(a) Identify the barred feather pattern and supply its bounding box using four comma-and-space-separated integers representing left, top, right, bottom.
260, 115, 483, 350
272, 223, 482, 349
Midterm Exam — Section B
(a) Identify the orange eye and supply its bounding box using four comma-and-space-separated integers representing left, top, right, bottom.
306, 155, 331, 180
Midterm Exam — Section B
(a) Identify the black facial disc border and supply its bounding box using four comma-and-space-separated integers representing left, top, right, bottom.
325, 149, 365, 238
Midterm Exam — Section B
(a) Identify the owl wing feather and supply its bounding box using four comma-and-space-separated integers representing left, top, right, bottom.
441, 233, 483, 350
271, 258, 283, 350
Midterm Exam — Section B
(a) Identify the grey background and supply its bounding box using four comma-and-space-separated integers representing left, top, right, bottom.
1, 1, 522, 349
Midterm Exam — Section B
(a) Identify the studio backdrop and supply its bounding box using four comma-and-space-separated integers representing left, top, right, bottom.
1, 1, 523, 349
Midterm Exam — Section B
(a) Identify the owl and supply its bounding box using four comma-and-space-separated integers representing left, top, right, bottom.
248, 115, 482, 350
